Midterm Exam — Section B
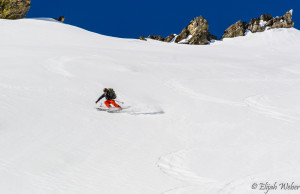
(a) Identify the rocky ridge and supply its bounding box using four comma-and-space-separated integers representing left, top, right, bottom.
141, 10, 295, 44
222, 10, 294, 39
145, 16, 216, 45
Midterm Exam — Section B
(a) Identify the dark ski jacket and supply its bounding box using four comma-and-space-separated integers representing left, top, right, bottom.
96, 92, 114, 103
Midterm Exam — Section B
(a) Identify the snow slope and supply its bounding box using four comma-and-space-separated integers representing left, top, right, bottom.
1, 18, 300, 194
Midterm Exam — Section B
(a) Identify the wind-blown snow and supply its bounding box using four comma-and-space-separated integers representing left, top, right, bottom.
1, 18, 300, 194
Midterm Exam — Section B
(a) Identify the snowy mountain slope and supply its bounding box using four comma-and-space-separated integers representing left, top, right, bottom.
1, 18, 300, 194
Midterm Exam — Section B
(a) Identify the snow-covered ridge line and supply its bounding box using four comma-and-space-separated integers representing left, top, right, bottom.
140, 9, 295, 45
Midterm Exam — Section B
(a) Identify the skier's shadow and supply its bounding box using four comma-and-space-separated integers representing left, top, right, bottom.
128, 111, 165, 115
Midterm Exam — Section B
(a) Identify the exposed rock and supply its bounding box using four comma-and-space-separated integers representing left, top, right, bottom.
164, 34, 175, 42
189, 33, 217, 45
222, 20, 247, 39
268, 10, 294, 29
248, 10, 294, 33
54, 16, 65, 22
282, 10, 294, 27
138, 36, 147, 41
147, 35, 165, 41
248, 17, 266, 33
175, 27, 189, 43
175, 16, 216, 45
209, 34, 217, 41
260, 14, 272, 21
0, 0, 31, 19
221, 10, 294, 38
139, 10, 295, 44
58, 16, 65, 22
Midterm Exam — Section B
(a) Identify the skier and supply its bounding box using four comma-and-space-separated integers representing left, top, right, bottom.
95, 88, 121, 109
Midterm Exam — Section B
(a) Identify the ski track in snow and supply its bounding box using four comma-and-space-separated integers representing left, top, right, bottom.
125, 104, 165, 115
96, 105, 164, 115
165, 80, 299, 123
159, 83, 300, 193
158, 149, 300, 194
158, 150, 229, 194
157, 150, 217, 184
245, 95, 300, 123
165, 80, 245, 107
97, 102, 165, 115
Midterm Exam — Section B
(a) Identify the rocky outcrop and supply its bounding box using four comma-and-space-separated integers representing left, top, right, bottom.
175, 27, 189, 43
54, 16, 65, 23
164, 34, 175, 42
147, 35, 165, 41
138, 10, 295, 43
222, 20, 247, 39
247, 14, 272, 33
0, 0, 31, 19
267, 10, 294, 29
175, 16, 216, 45
138, 36, 147, 41
247, 17, 266, 33
222, 10, 294, 39
58, 16, 65, 23
248, 10, 294, 33
260, 14, 272, 22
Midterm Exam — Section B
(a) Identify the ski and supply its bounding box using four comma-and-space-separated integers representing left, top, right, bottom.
96, 106, 130, 113
96, 107, 123, 113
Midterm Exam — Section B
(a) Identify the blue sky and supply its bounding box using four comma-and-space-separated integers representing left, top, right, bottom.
27, 0, 299, 39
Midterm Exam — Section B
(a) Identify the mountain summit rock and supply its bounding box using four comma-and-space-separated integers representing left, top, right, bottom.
141, 16, 216, 45
175, 16, 216, 45
0, 0, 31, 19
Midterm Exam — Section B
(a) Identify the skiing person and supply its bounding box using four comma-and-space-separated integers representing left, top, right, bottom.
95, 88, 121, 109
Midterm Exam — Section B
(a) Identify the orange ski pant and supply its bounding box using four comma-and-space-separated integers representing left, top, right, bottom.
104, 100, 121, 108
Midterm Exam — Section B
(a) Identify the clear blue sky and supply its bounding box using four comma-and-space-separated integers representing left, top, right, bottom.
26, 0, 299, 39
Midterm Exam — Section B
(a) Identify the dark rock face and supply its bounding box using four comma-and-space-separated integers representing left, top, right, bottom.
138, 36, 147, 41
260, 14, 272, 21
164, 34, 175, 42
268, 10, 294, 29
175, 16, 216, 45
0, 0, 31, 19
175, 27, 189, 43
189, 33, 217, 45
58, 16, 65, 23
147, 35, 165, 41
248, 10, 294, 33
248, 17, 266, 33
222, 10, 294, 39
222, 20, 247, 39
248, 14, 273, 33
54, 16, 65, 22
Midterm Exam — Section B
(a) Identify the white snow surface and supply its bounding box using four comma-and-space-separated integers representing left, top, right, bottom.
1, 19, 300, 194
259, 20, 267, 27
178, 35, 193, 44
